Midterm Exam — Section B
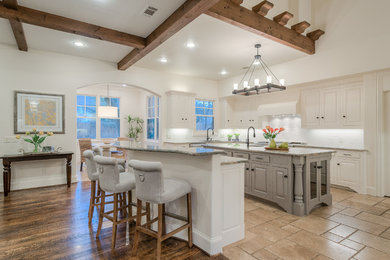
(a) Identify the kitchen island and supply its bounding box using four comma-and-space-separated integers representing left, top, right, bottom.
115, 142, 247, 255
204, 143, 335, 216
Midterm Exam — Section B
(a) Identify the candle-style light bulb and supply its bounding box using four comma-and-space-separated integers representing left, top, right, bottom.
254, 78, 260, 86
243, 81, 249, 89
279, 79, 285, 86
233, 83, 238, 90
266, 75, 272, 84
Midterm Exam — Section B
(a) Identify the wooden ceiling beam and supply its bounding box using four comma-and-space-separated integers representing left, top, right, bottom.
307, 29, 325, 41
206, 0, 316, 54
118, 0, 221, 70
273, 11, 293, 26
291, 21, 310, 34
252, 1, 274, 16
3, 0, 27, 51
0, 1, 146, 49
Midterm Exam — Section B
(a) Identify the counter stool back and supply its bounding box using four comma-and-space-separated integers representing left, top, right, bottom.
129, 159, 193, 260
83, 150, 101, 225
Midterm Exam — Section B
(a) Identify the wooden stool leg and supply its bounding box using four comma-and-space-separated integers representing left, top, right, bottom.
162, 204, 166, 235
156, 204, 163, 260
88, 180, 96, 225
127, 191, 133, 220
122, 192, 127, 217
187, 193, 193, 248
131, 199, 142, 257
112, 193, 119, 249
96, 191, 105, 237
146, 202, 151, 228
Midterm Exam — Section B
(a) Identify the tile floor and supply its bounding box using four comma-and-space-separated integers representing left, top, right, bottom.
223, 188, 390, 260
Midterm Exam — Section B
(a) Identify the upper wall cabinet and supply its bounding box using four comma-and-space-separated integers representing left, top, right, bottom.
166, 91, 195, 129
300, 84, 363, 129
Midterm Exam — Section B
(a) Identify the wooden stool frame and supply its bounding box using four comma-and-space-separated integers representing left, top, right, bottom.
131, 193, 193, 260
96, 190, 151, 249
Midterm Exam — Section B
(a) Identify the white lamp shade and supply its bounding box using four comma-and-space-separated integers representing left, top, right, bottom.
98, 106, 118, 118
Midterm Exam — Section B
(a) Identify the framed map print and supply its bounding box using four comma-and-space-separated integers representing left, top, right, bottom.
14, 91, 65, 134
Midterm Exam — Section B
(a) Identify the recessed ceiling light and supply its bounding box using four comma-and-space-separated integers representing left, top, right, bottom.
186, 41, 195, 48
221, 70, 227, 75
73, 41, 85, 47
160, 57, 168, 63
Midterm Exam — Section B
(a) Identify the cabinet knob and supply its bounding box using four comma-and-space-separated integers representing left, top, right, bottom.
283, 175, 288, 178
337, 163, 340, 166
251, 169, 255, 171
316, 116, 319, 119
246, 168, 250, 171
321, 116, 324, 119
342, 115, 346, 118
182, 118, 184, 120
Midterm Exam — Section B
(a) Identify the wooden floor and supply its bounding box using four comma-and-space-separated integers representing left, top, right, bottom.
0, 181, 228, 260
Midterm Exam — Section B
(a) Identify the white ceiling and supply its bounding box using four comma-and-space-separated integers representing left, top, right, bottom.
0, 0, 309, 79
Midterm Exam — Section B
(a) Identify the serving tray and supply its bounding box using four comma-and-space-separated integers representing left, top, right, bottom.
264, 147, 289, 151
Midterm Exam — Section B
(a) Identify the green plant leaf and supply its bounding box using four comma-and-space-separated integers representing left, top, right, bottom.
38, 136, 47, 143
24, 138, 33, 143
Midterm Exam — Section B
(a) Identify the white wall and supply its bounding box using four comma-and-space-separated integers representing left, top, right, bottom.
0, 43, 218, 191
219, 0, 390, 97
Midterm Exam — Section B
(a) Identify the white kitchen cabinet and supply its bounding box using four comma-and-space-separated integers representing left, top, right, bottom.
219, 98, 234, 129
301, 85, 363, 129
330, 150, 362, 193
341, 86, 363, 127
301, 89, 321, 127
166, 91, 195, 129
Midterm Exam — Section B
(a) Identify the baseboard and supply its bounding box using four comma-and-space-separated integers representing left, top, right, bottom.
0, 174, 77, 191
221, 224, 245, 248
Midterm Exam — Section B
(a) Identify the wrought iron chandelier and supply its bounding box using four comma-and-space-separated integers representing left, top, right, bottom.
232, 44, 286, 96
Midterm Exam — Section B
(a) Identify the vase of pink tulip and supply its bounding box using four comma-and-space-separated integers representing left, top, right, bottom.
16, 128, 54, 152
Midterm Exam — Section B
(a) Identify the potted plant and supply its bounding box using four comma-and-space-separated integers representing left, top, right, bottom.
262, 126, 284, 148
126, 115, 144, 142
234, 133, 240, 142
227, 134, 233, 142
16, 128, 54, 153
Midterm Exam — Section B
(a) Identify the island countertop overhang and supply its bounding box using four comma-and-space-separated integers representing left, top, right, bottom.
203, 143, 336, 156
114, 141, 226, 156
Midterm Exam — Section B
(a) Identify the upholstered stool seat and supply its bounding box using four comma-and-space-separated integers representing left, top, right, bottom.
94, 156, 150, 249
93, 146, 126, 172
129, 159, 193, 260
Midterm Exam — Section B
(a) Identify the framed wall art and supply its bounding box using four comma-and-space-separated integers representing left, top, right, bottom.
14, 91, 65, 134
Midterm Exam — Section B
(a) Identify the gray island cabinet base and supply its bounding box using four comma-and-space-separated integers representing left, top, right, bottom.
204, 144, 334, 216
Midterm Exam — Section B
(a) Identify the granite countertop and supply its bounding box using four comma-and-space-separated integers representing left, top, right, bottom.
220, 156, 248, 165
291, 144, 367, 152
203, 143, 335, 156
114, 141, 226, 156
164, 140, 249, 144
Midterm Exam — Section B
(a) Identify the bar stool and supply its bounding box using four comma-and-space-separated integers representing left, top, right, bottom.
83, 150, 102, 225
93, 146, 126, 172
94, 156, 150, 249
129, 160, 193, 260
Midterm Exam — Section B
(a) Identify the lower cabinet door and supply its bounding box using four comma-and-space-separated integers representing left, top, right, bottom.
272, 166, 291, 211
244, 163, 251, 193
337, 157, 360, 192
251, 162, 271, 199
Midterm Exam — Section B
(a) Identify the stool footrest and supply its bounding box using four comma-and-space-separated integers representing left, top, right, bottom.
162, 223, 190, 241
137, 226, 158, 238
142, 217, 159, 228
164, 212, 188, 222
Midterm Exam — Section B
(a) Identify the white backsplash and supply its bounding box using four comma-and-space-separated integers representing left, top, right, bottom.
218, 116, 364, 149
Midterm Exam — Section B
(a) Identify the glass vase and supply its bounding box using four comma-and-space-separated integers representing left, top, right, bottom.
33, 143, 39, 153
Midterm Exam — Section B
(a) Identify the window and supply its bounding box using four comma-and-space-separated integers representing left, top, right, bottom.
147, 95, 159, 140
77, 95, 96, 139
195, 99, 214, 131
100, 97, 120, 139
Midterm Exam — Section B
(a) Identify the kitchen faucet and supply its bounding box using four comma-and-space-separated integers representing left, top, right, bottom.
207, 128, 214, 142
247, 126, 256, 147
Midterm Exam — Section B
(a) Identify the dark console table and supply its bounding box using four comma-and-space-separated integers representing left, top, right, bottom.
1, 152, 73, 197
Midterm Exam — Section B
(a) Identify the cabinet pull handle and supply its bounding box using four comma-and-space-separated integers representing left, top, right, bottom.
251, 169, 255, 171
343, 153, 352, 156
283, 175, 288, 178
316, 166, 323, 169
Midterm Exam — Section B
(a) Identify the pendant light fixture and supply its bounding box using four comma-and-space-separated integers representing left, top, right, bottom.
232, 44, 286, 96
97, 84, 118, 118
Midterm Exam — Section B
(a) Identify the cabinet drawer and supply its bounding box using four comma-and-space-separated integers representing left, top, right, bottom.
336, 150, 361, 159
233, 152, 250, 159
251, 153, 270, 163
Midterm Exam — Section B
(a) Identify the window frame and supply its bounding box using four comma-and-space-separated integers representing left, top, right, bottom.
77, 95, 97, 139
195, 99, 215, 133
146, 95, 160, 142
